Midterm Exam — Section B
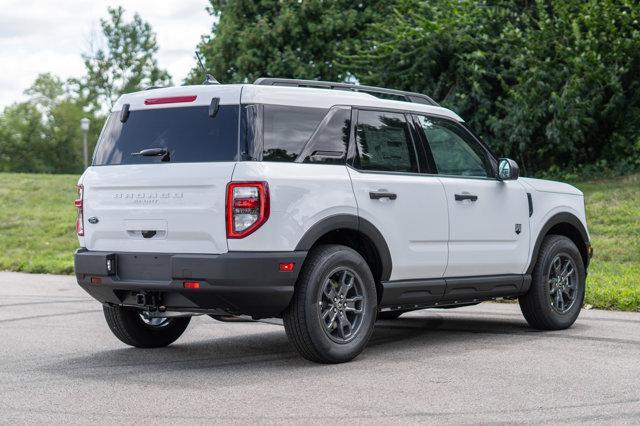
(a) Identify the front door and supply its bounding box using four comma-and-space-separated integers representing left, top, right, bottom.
414, 115, 530, 278
347, 109, 449, 281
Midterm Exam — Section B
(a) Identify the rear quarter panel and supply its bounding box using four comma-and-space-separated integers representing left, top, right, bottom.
228, 162, 357, 251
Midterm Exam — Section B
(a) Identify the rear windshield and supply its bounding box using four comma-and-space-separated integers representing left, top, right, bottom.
93, 105, 239, 165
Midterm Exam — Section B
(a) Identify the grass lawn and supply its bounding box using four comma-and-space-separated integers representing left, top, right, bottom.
0, 173, 80, 274
0, 172, 638, 311
575, 174, 640, 311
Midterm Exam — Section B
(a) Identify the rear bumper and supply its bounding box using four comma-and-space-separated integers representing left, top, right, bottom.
74, 249, 307, 318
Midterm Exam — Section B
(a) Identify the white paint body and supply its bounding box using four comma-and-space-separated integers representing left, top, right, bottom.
347, 169, 449, 280
81, 162, 235, 254
439, 177, 531, 277
78, 84, 589, 281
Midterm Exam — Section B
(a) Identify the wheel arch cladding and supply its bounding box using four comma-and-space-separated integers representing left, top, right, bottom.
528, 212, 590, 275
295, 214, 392, 284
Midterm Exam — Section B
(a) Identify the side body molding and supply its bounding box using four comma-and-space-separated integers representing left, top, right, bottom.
295, 214, 393, 281
527, 212, 590, 275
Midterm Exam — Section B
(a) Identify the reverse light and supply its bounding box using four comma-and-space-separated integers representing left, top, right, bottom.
75, 184, 84, 236
226, 182, 269, 239
144, 95, 197, 105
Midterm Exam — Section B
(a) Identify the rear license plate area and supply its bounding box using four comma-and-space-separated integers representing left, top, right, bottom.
117, 253, 172, 281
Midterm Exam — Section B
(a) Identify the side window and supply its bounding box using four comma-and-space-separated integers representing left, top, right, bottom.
297, 107, 351, 164
262, 105, 327, 162
354, 110, 418, 173
417, 116, 490, 177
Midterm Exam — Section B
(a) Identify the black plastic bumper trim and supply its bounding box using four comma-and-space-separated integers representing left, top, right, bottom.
74, 249, 307, 318
380, 274, 530, 309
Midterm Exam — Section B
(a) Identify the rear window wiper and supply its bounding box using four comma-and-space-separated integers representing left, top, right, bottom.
131, 148, 170, 162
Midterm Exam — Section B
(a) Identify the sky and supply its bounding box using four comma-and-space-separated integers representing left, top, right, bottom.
0, 0, 213, 109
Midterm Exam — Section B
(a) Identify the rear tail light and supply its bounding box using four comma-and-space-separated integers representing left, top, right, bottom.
226, 182, 269, 238
75, 184, 84, 236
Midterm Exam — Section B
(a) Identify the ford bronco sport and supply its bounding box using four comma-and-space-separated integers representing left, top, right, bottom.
74, 78, 592, 363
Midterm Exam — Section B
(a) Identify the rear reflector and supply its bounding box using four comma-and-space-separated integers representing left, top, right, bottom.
279, 262, 295, 272
90, 277, 102, 285
183, 281, 201, 289
144, 95, 197, 105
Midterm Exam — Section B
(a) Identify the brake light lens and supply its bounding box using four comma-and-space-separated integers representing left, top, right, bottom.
144, 95, 197, 105
226, 182, 269, 238
75, 184, 84, 236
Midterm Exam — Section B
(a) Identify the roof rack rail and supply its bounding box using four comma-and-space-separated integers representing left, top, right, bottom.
253, 78, 439, 106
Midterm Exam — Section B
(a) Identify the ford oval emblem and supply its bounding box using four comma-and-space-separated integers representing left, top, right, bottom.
88, 217, 99, 224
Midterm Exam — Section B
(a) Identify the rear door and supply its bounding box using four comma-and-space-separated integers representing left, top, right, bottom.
81, 97, 240, 254
414, 115, 530, 277
347, 109, 449, 281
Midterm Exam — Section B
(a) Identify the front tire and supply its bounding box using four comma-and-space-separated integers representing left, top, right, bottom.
519, 235, 586, 330
103, 305, 191, 348
283, 245, 377, 364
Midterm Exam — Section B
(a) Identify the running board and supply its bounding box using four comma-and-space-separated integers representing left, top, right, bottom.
380, 274, 530, 310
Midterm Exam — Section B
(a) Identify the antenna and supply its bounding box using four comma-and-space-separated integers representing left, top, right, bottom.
195, 51, 219, 85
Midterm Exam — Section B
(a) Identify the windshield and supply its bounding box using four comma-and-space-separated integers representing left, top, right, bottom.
92, 105, 239, 165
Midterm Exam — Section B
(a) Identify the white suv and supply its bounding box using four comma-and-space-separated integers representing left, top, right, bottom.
74, 78, 592, 363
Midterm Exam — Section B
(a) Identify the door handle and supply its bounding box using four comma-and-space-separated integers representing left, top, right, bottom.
369, 191, 397, 200
455, 193, 478, 202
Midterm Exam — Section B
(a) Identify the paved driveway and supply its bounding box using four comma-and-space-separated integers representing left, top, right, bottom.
0, 271, 638, 424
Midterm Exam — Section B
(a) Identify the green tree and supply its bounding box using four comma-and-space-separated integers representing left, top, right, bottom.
47, 99, 105, 174
350, 0, 640, 175
187, 0, 391, 84
24, 73, 65, 111
491, 1, 640, 174
25, 73, 105, 173
0, 102, 49, 172
78, 6, 171, 111
0, 74, 105, 174
0, 7, 168, 174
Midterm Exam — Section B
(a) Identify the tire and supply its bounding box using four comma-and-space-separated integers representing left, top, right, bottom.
283, 244, 377, 364
519, 235, 586, 330
103, 305, 191, 348
377, 311, 403, 320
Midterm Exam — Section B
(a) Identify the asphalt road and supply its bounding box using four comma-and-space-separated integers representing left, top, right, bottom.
0, 271, 638, 424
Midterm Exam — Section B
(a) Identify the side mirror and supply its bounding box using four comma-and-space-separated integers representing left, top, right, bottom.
497, 158, 519, 180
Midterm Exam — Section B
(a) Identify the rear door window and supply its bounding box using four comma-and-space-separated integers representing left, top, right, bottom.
353, 110, 418, 173
93, 105, 239, 165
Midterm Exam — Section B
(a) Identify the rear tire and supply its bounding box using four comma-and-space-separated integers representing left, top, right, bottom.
519, 235, 585, 330
103, 305, 191, 348
283, 244, 377, 364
